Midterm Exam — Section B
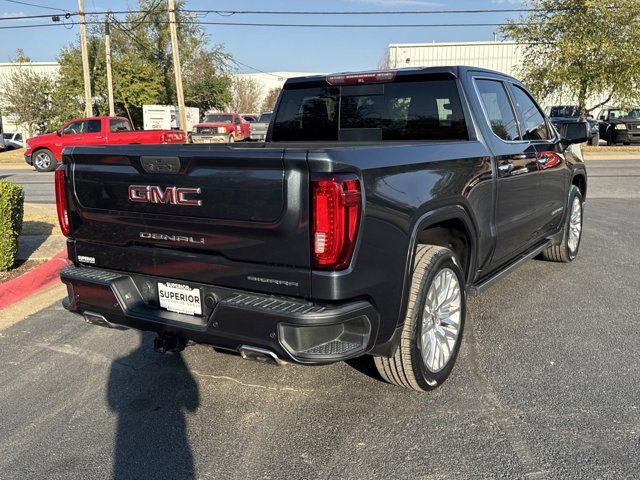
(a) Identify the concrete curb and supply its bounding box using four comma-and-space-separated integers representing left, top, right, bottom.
0, 250, 68, 310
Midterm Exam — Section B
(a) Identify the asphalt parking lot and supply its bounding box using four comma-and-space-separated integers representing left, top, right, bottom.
0, 160, 638, 479
0, 168, 54, 204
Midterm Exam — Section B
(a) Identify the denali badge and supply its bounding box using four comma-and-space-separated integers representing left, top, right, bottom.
140, 232, 205, 244
128, 185, 202, 206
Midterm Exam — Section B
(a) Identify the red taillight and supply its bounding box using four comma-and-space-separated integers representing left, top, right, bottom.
162, 132, 186, 144
311, 175, 361, 270
54, 166, 71, 237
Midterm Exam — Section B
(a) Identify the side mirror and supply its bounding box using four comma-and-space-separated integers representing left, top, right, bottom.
559, 121, 589, 146
56, 129, 62, 136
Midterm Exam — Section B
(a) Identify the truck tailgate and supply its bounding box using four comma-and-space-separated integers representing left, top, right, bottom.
65, 145, 311, 296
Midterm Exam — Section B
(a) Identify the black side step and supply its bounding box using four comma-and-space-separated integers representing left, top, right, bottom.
468, 240, 552, 296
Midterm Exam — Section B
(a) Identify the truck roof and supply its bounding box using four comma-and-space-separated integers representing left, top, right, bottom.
283, 65, 521, 87
65, 116, 130, 123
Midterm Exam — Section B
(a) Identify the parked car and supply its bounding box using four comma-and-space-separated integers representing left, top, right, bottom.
597, 107, 640, 145
25, 117, 186, 172
58, 66, 587, 391
249, 112, 272, 141
191, 113, 251, 143
2, 132, 24, 150
549, 105, 600, 146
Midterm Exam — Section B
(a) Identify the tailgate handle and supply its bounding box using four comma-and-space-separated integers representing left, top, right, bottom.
140, 156, 181, 174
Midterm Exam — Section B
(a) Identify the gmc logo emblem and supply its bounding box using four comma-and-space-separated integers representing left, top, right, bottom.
128, 185, 202, 206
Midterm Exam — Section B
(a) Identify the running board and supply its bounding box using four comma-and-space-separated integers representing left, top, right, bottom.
468, 240, 552, 296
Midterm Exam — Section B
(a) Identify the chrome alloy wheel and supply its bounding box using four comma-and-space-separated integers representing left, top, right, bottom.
420, 268, 462, 373
568, 197, 582, 253
34, 152, 51, 170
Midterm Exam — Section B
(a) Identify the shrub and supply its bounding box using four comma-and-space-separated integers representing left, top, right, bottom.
0, 181, 24, 271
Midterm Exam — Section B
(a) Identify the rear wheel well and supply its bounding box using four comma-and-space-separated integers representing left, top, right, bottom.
572, 174, 586, 199
417, 219, 471, 281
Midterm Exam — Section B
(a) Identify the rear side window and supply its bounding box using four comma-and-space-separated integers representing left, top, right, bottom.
110, 119, 132, 132
510, 85, 549, 141
476, 79, 519, 141
272, 79, 468, 142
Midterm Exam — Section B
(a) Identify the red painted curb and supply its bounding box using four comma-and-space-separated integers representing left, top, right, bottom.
0, 250, 69, 309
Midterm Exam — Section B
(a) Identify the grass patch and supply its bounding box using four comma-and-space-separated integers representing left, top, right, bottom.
583, 145, 640, 152
0, 148, 26, 164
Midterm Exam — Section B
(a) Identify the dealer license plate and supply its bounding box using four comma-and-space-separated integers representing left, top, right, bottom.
158, 282, 202, 316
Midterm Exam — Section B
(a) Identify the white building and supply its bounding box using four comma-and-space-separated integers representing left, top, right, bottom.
0, 62, 60, 139
385, 41, 608, 111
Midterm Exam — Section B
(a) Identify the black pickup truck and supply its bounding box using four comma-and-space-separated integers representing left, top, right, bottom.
56, 67, 588, 391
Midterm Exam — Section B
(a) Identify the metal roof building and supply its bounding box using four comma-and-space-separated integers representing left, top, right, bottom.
387, 41, 523, 77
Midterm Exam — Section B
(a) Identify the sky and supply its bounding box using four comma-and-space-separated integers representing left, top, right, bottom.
0, 0, 525, 74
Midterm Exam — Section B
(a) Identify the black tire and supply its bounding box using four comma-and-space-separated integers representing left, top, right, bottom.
374, 245, 466, 391
589, 133, 599, 146
33, 148, 57, 172
542, 185, 583, 263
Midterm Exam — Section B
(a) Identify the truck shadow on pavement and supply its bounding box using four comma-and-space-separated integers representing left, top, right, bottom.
107, 335, 199, 480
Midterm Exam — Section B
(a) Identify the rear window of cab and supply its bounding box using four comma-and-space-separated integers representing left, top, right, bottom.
272, 78, 468, 142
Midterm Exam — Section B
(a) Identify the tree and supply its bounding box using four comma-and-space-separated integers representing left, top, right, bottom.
51, 0, 233, 126
261, 87, 281, 112
0, 51, 54, 137
501, 0, 640, 119
232, 76, 263, 113
112, 53, 164, 126
183, 47, 232, 112
110, 0, 233, 114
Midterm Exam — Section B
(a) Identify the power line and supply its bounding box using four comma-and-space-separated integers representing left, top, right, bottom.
0, 5, 621, 22
184, 7, 592, 15
230, 59, 283, 78
0, 20, 531, 30
0, 12, 71, 20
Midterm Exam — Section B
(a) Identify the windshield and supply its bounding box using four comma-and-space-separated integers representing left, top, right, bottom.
258, 113, 273, 122
204, 114, 233, 123
550, 106, 579, 117
607, 109, 640, 119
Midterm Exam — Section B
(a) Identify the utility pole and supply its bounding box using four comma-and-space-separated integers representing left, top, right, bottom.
104, 11, 115, 117
78, 0, 93, 117
168, 0, 187, 135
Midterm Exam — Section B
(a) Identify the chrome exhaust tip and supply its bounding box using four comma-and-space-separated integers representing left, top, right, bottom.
82, 311, 126, 330
238, 345, 286, 366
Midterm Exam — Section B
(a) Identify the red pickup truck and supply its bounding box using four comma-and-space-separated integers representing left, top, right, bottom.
190, 113, 251, 143
25, 116, 186, 172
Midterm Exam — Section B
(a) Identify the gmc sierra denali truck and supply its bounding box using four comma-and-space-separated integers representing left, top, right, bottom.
57, 67, 588, 391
